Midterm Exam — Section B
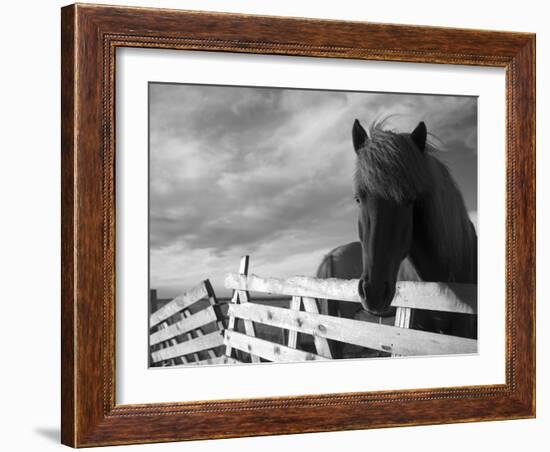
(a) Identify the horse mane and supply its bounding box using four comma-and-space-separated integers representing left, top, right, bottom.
425, 156, 477, 281
354, 119, 433, 203
354, 119, 476, 283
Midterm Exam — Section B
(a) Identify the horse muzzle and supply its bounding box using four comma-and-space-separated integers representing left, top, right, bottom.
357, 278, 395, 317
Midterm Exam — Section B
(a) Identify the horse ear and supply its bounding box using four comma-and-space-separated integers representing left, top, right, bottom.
411, 121, 427, 152
352, 119, 368, 153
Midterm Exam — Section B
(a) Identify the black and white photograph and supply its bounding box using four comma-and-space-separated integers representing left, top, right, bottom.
148, 83, 478, 367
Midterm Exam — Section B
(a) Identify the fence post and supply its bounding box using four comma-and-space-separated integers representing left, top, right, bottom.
302, 296, 333, 359
225, 291, 239, 359
287, 296, 302, 348
225, 256, 260, 363
392, 307, 414, 357
205, 279, 226, 330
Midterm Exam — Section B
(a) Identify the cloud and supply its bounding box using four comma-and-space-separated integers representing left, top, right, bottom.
149, 84, 477, 297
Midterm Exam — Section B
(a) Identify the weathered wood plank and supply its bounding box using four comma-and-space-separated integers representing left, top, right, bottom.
190, 323, 218, 360
149, 281, 208, 327
395, 307, 413, 329
232, 256, 260, 363
181, 310, 201, 362
392, 283, 477, 314
238, 288, 260, 364
151, 331, 224, 363
224, 330, 328, 363
168, 356, 242, 367
287, 296, 301, 348
194, 356, 241, 366
224, 291, 239, 358
224, 274, 477, 314
179, 309, 218, 360
157, 322, 183, 366
239, 255, 249, 275
392, 307, 414, 357
228, 303, 477, 356
204, 279, 226, 329
150, 307, 218, 345
302, 297, 333, 359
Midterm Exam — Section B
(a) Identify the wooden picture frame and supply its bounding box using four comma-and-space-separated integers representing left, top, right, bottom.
61, 3, 535, 447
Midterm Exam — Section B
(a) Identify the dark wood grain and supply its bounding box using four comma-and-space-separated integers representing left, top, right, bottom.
60, 5, 76, 446
61, 3, 536, 447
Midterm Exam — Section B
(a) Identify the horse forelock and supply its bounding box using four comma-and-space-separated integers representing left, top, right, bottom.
354, 123, 432, 202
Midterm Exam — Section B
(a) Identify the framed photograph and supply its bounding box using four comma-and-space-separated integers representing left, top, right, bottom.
61, 3, 535, 447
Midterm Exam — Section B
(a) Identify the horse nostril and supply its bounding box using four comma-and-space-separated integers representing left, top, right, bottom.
357, 279, 369, 311
357, 279, 365, 299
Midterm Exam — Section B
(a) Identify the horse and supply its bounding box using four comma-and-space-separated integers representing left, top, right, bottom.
316, 242, 421, 357
317, 242, 419, 320
317, 118, 477, 358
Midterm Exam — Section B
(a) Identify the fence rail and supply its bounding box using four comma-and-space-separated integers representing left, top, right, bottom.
224, 273, 477, 314
227, 301, 476, 356
150, 282, 210, 328
151, 330, 225, 363
149, 279, 227, 366
150, 256, 478, 366
150, 306, 220, 346
223, 256, 477, 362
224, 330, 328, 362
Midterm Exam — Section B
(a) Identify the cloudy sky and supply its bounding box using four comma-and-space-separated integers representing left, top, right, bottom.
149, 83, 477, 298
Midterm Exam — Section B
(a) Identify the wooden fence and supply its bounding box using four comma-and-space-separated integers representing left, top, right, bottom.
150, 256, 477, 366
223, 256, 477, 362
149, 279, 239, 367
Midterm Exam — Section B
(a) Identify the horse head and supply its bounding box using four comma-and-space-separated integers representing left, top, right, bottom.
352, 119, 429, 316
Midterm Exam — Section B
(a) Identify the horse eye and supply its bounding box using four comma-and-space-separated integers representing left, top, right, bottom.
354, 196, 361, 205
